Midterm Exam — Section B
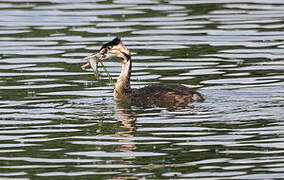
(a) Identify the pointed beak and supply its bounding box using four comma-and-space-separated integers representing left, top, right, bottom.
83, 53, 99, 61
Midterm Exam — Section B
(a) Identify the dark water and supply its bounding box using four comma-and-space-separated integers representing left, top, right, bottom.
0, 0, 284, 179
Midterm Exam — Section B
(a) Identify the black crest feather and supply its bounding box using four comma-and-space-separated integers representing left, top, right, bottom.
101, 37, 121, 50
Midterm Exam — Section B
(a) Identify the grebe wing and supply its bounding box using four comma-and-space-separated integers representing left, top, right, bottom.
132, 83, 199, 95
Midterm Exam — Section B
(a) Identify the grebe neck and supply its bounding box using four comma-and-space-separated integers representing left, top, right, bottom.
114, 57, 132, 98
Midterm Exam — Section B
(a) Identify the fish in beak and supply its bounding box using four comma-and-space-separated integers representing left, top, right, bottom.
81, 52, 106, 70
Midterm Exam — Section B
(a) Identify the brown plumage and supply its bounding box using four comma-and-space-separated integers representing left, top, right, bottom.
83, 37, 205, 108
129, 83, 204, 107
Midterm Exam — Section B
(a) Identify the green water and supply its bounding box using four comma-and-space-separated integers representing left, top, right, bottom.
0, 0, 284, 179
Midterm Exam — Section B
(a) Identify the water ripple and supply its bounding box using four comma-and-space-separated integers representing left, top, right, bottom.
0, 0, 284, 179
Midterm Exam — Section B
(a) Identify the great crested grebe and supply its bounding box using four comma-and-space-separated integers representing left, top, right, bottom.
82, 37, 205, 107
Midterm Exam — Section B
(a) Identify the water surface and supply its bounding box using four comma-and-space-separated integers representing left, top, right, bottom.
0, 0, 284, 179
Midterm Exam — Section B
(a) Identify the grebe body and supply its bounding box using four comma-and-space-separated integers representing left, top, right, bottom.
83, 37, 204, 107
128, 83, 204, 107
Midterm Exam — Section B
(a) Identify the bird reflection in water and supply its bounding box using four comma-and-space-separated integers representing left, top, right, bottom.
114, 101, 136, 155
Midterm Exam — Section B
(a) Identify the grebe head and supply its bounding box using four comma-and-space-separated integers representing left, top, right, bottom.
83, 37, 131, 66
